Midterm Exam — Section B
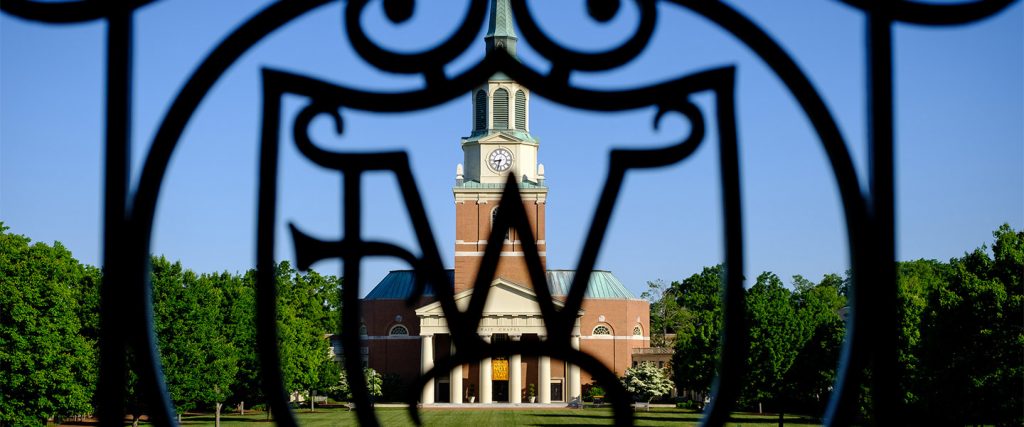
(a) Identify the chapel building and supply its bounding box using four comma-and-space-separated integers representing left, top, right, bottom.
359, 0, 650, 404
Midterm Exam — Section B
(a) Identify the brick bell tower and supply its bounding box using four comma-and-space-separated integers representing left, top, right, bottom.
453, 0, 547, 293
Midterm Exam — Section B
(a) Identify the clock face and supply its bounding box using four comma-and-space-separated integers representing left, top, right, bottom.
488, 148, 513, 172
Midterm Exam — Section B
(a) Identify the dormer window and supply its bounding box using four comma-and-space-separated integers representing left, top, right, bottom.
474, 90, 487, 131
515, 90, 527, 130
493, 88, 509, 129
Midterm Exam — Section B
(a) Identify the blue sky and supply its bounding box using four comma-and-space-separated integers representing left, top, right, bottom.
2, 0, 1021, 298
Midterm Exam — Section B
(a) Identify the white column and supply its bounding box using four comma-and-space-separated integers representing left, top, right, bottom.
480, 335, 492, 404
569, 335, 582, 401
538, 335, 551, 404
420, 334, 434, 404
450, 340, 463, 404
509, 335, 522, 404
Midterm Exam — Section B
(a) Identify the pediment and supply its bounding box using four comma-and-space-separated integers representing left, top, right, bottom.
415, 279, 565, 317
480, 133, 521, 143
476, 132, 532, 144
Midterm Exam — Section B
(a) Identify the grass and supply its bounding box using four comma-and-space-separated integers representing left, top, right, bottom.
172, 407, 822, 426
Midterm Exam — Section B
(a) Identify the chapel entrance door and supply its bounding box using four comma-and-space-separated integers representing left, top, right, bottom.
493, 380, 509, 402
437, 380, 450, 403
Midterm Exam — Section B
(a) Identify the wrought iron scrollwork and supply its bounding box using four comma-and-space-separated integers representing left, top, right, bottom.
256, 58, 739, 426
1, 0, 1017, 426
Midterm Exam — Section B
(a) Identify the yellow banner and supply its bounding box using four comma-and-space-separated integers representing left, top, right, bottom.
492, 359, 509, 381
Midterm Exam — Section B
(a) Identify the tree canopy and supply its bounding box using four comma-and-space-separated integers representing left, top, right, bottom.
670, 265, 724, 397
0, 223, 97, 425
661, 224, 1022, 424
1, 222, 1019, 424
0, 223, 343, 425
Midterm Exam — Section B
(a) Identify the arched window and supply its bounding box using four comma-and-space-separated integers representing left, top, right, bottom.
493, 88, 509, 129
491, 206, 510, 240
515, 90, 527, 130
359, 323, 368, 336
474, 90, 487, 131
389, 325, 408, 336
593, 325, 611, 335
633, 325, 643, 336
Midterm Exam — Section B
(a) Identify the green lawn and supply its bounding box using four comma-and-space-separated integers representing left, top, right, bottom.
174, 407, 821, 426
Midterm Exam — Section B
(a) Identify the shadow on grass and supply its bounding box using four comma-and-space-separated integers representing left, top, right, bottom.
171, 408, 821, 426
633, 413, 705, 423
527, 411, 821, 426
180, 414, 274, 424
726, 415, 821, 425
528, 411, 702, 425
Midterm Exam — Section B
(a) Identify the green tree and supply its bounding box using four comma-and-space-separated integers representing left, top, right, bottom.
276, 263, 336, 405
342, 367, 385, 404
743, 272, 806, 411
198, 273, 242, 427
364, 368, 384, 400
916, 225, 1022, 425
0, 224, 97, 425
322, 361, 350, 402
313, 272, 343, 335
670, 265, 724, 398
223, 270, 260, 414
892, 259, 949, 412
641, 280, 690, 348
220, 264, 343, 412
787, 273, 847, 413
151, 257, 239, 424
622, 362, 674, 405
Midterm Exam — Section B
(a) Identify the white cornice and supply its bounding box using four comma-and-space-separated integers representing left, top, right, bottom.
455, 251, 547, 257
580, 335, 650, 340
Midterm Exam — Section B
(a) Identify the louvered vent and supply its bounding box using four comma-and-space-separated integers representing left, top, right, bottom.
493, 88, 509, 129
474, 90, 486, 131
515, 90, 526, 130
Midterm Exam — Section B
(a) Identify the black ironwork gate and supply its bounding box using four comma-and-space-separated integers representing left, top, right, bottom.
2, 0, 1016, 426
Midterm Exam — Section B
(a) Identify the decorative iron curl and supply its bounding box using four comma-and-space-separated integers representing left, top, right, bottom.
839, 0, 1016, 25
344, 0, 488, 83
1, 0, 1017, 425
129, 3, 335, 426
508, 0, 657, 80
0, 0, 154, 23
258, 71, 462, 426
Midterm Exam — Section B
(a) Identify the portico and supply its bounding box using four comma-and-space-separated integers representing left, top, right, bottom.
415, 280, 583, 404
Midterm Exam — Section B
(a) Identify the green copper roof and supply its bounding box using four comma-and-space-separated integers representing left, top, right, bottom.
485, 0, 518, 59
486, 0, 517, 39
489, 70, 513, 81
363, 269, 638, 300
364, 270, 453, 300
546, 270, 640, 300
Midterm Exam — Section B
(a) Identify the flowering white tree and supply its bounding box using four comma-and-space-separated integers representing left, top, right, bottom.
334, 367, 384, 402
622, 362, 674, 405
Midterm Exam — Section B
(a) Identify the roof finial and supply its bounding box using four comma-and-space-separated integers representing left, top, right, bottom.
485, 0, 517, 58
